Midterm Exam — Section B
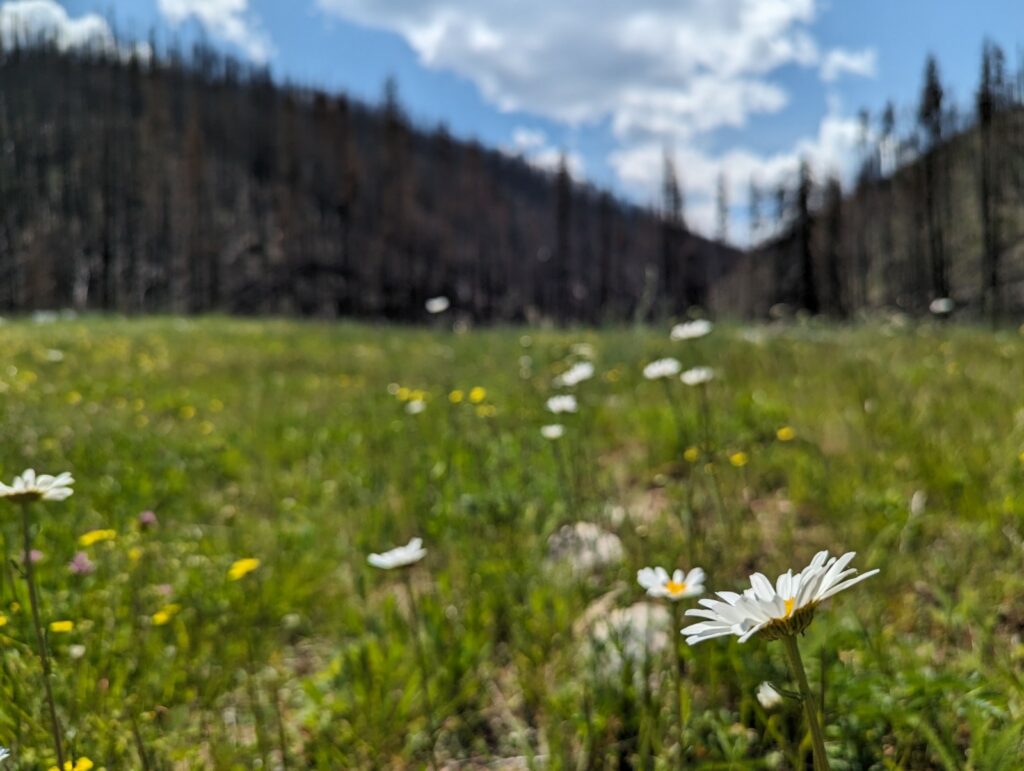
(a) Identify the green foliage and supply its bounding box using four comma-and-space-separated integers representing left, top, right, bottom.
0, 316, 1021, 767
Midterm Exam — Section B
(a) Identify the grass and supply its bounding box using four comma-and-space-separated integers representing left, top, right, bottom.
0, 315, 1023, 768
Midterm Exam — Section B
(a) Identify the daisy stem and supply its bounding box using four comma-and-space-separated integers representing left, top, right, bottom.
403, 572, 439, 771
660, 379, 686, 449
21, 502, 65, 770
781, 634, 830, 771
670, 602, 687, 766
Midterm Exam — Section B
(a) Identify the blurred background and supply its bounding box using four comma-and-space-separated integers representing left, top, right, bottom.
2, 0, 1023, 322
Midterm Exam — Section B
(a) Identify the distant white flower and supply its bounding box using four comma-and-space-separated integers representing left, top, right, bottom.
68, 644, 87, 660
643, 357, 682, 380
637, 566, 705, 601
405, 399, 426, 415
757, 682, 783, 709
554, 361, 594, 388
0, 746, 9, 762
367, 537, 427, 570
45, 349, 64, 362
929, 297, 954, 315
541, 424, 565, 440
670, 319, 713, 341
682, 550, 878, 645
425, 296, 450, 314
681, 367, 714, 386
0, 469, 74, 503
546, 394, 578, 414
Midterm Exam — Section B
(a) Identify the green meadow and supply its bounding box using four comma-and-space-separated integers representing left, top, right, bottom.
0, 316, 1023, 769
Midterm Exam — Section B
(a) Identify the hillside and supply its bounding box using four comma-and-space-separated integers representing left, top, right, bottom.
713, 50, 1024, 321
0, 43, 739, 323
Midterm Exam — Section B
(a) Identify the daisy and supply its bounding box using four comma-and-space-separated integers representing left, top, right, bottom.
929, 297, 954, 316
680, 367, 714, 386
637, 566, 705, 601
643, 358, 682, 380
541, 424, 565, 440
546, 394, 578, 414
682, 550, 878, 645
554, 361, 594, 388
425, 296, 450, 314
405, 399, 426, 415
368, 537, 426, 570
757, 682, 783, 709
0, 469, 74, 503
0, 747, 9, 762
670, 319, 713, 341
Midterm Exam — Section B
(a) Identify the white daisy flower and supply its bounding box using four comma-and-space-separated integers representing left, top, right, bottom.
670, 319, 713, 341
929, 297, 954, 316
637, 566, 705, 601
757, 682, 783, 709
643, 357, 682, 380
367, 537, 427, 570
425, 296, 450, 314
405, 399, 426, 415
0, 469, 74, 503
0, 746, 9, 761
541, 424, 565, 440
681, 367, 714, 386
554, 361, 594, 388
682, 550, 879, 645
546, 394, 578, 414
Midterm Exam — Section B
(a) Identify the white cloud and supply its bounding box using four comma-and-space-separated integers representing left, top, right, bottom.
610, 104, 863, 238
505, 126, 585, 178
820, 47, 877, 82
316, 0, 822, 142
158, 0, 272, 62
0, 0, 114, 51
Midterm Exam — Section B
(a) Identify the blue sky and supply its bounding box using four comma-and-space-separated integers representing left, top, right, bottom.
40, 0, 1024, 237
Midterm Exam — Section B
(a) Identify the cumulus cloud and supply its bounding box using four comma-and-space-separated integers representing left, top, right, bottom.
316, 0, 821, 141
0, 0, 115, 52
158, 0, 272, 62
611, 103, 864, 237
820, 47, 877, 82
504, 127, 585, 178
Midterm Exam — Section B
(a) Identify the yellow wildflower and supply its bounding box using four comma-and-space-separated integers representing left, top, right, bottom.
48, 758, 95, 771
683, 447, 700, 463
152, 604, 181, 626
396, 386, 412, 401
228, 558, 260, 581
729, 452, 749, 468
78, 529, 116, 547
777, 426, 796, 442
448, 389, 464, 404
469, 386, 487, 404
0, 613, 7, 627
128, 547, 143, 562
50, 620, 74, 634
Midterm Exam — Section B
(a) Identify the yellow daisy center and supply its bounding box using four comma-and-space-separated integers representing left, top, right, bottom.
665, 580, 687, 595
783, 598, 796, 618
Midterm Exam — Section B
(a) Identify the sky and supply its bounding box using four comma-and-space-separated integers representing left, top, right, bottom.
15, 0, 1024, 240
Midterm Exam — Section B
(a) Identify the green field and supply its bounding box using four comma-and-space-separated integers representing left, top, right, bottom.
1, 317, 1023, 769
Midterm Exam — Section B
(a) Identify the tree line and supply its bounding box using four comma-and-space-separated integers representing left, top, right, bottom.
0, 38, 738, 324
714, 43, 1024, 322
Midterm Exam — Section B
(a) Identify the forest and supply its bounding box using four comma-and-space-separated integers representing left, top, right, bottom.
4, 36, 1024, 322
0, 38, 737, 323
